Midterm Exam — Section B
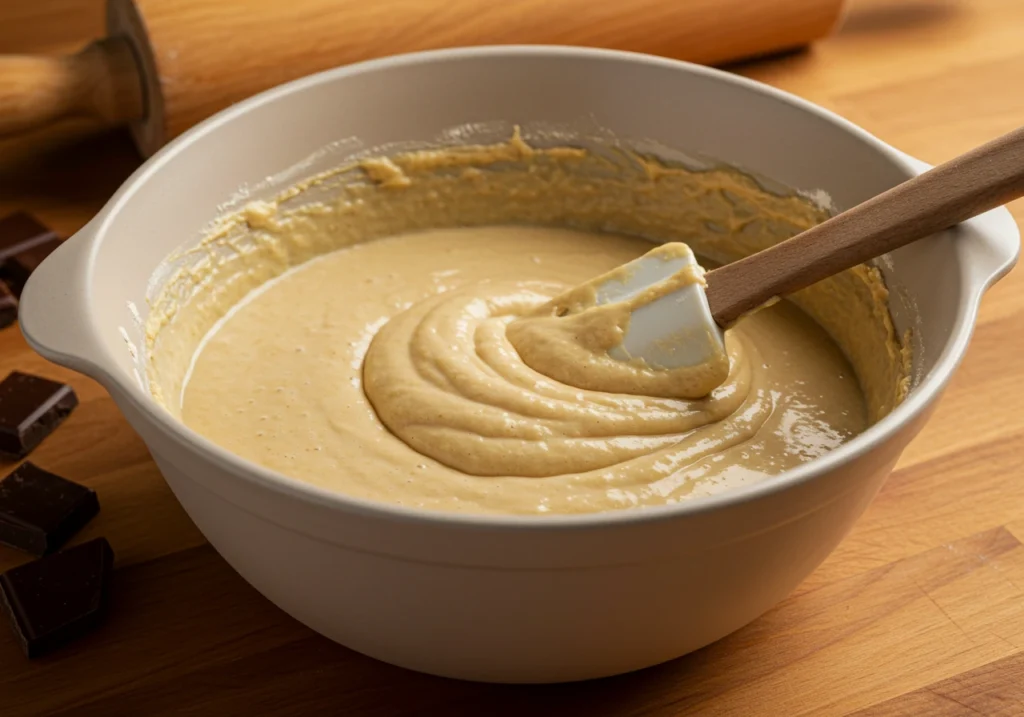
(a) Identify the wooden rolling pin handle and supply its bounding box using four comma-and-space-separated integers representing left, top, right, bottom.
705, 125, 1024, 327
0, 36, 145, 136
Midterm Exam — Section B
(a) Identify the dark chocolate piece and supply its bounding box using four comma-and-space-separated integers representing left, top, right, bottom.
0, 238, 61, 298
0, 372, 78, 458
0, 537, 113, 658
0, 463, 99, 555
0, 212, 58, 264
0, 282, 15, 330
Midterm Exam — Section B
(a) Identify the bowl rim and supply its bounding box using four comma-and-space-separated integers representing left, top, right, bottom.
71, 45, 1010, 530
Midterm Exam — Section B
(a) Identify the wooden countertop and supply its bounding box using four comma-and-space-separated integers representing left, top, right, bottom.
2, 1, 1024, 713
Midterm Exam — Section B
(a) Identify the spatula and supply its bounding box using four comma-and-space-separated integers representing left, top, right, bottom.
577, 124, 1024, 375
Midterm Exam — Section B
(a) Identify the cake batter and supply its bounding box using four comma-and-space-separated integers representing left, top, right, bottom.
146, 132, 909, 515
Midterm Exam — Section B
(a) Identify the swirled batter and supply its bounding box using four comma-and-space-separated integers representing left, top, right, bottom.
146, 132, 909, 515
178, 226, 863, 513
505, 242, 730, 400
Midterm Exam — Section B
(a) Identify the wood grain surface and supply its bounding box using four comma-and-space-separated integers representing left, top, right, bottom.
1, 0, 1023, 714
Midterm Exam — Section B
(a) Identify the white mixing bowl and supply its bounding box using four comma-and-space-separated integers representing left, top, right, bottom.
18, 47, 1019, 683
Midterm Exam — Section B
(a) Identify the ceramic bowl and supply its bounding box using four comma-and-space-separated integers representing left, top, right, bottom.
19, 46, 1019, 683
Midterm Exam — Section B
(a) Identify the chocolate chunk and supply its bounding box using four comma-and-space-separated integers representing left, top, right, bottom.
0, 212, 59, 264
0, 537, 113, 658
0, 372, 78, 458
0, 213, 61, 298
0, 282, 16, 330
0, 463, 99, 555
0, 239, 61, 298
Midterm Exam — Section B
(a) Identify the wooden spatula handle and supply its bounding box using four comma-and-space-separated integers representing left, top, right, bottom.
0, 37, 144, 136
705, 125, 1024, 327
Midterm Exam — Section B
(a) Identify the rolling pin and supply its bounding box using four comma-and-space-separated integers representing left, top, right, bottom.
0, 0, 846, 157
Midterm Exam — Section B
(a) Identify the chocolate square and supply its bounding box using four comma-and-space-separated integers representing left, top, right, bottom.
0, 372, 78, 458
0, 239, 61, 298
0, 212, 58, 264
0, 282, 15, 330
0, 537, 113, 658
0, 463, 99, 555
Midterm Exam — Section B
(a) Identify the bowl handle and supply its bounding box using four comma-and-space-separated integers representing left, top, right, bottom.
959, 205, 1021, 289
19, 219, 112, 379
900, 153, 1020, 288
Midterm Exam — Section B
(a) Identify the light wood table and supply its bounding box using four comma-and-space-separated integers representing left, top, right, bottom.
2, 1, 1024, 713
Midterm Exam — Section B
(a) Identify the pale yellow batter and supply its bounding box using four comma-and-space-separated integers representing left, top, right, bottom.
145, 132, 910, 516
505, 242, 731, 400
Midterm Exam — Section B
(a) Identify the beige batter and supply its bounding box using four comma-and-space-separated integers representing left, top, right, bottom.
505, 242, 731, 400
146, 131, 910, 516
